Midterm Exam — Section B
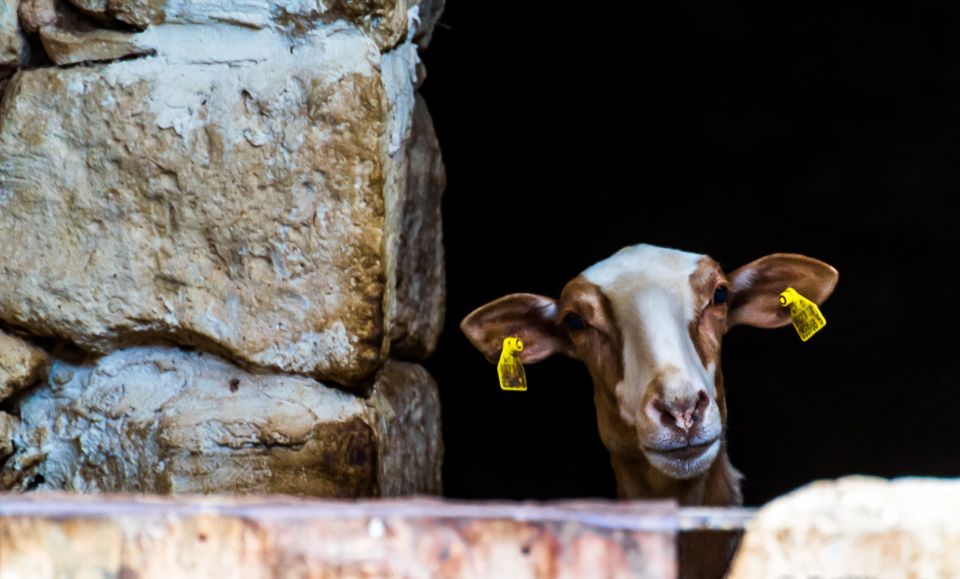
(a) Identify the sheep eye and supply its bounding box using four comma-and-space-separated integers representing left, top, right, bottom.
563, 313, 586, 331
713, 286, 728, 306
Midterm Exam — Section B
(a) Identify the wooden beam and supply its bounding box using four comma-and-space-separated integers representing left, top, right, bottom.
0, 494, 690, 578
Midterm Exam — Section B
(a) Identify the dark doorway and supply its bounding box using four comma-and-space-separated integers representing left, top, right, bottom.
420, 2, 960, 504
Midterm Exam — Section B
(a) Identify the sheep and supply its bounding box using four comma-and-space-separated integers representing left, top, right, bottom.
461, 244, 838, 578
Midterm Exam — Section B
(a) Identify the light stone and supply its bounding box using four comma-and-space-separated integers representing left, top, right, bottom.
1, 347, 442, 496
0, 25, 440, 384
729, 476, 960, 578
1, 0, 27, 73
0, 329, 52, 401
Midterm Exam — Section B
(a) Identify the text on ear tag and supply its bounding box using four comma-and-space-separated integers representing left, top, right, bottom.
779, 287, 827, 342
498, 337, 528, 391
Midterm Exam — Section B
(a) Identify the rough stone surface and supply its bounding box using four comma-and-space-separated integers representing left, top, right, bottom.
0, 29, 417, 384
18, 0, 56, 33
0, 347, 442, 496
728, 476, 960, 578
1, 0, 27, 71
411, 0, 444, 48
0, 0, 446, 500
64, 0, 410, 49
368, 352, 443, 494
0, 496, 678, 579
0, 329, 52, 401
390, 95, 446, 358
40, 22, 152, 65
67, 0, 111, 20
308, 0, 409, 50
0, 411, 17, 458
1, 0, 445, 384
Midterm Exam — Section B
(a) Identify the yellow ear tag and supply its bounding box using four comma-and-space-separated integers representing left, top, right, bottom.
497, 337, 528, 391
779, 287, 827, 342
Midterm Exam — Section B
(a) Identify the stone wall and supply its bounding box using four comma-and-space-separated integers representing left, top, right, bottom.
0, 0, 445, 496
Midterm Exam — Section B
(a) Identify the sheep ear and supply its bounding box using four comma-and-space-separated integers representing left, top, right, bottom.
460, 293, 576, 363
726, 254, 839, 329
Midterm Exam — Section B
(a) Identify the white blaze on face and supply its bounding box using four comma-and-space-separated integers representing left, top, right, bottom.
583, 245, 723, 474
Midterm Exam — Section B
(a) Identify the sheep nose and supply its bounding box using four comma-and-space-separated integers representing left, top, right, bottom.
648, 390, 709, 433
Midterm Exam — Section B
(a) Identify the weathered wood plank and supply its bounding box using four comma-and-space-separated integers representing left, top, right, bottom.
0, 495, 681, 578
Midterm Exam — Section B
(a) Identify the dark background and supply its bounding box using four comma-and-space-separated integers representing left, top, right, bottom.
419, 2, 960, 505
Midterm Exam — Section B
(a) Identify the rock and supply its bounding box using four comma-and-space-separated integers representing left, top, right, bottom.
1, 347, 442, 496
1, 0, 27, 72
40, 20, 152, 65
367, 353, 443, 494
63, 0, 410, 49
390, 95, 446, 359
411, 0, 444, 48
66, 0, 157, 33
65, 0, 106, 19
0, 26, 440, 385
0, 411, 17, 458
728, 476, 960, 578
304, 0, 409, 51
0, 330, 51, 402
18, 0, 153, 65
18, 0, 56, 33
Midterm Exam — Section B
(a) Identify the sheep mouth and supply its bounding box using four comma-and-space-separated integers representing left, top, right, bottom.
644, 438, 719, 461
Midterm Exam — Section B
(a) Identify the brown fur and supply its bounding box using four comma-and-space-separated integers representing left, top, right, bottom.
461, 248, 839, 579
